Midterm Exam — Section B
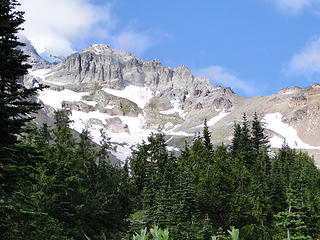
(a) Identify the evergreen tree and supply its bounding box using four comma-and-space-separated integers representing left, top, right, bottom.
230, 123, 242, 158
275, 186, 312, 240
0, 1, 45, 238
251, 112, 269, 155
203, 118, 213, 152
198, 145, 233, 231
239, 113, 253, 166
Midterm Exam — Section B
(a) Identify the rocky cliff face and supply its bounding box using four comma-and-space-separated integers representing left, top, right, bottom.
23, 43, 320, 166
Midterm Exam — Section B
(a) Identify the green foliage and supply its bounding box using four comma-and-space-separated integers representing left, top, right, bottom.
0, 0, 47, 238
203, 118, 213, 152
150, 226, 169, 240
228, 227, 240, 240
133, 228, 149, 240
16, 110, 132, 239
211, 227, 240, 240
130, 133, 207, 239
275, 186, 312, 240
132, 226, 169, 240
251, 112, 269, 155
2, 2, 319, 239
15, 109, 320, 239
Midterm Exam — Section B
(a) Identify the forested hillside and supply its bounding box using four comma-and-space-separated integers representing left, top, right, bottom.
1, 1, 320, 239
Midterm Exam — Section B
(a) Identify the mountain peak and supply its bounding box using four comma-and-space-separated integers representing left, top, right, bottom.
81, 44, 133, 58
18, 34, 49, 67
86, 44, 111, 54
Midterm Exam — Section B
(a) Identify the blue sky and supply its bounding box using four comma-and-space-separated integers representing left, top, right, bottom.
20, 0, 320, 97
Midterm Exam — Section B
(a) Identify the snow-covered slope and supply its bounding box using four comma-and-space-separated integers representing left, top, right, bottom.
102, 85, 156, 109
263, 113, 320, 150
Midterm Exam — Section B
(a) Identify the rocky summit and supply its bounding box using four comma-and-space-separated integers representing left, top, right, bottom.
22, 42, 320, 166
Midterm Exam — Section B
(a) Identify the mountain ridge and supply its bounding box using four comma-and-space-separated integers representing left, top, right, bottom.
21, 40, 320, 166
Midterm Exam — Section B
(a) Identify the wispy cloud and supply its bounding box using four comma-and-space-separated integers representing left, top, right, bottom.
285, 37, 320, 76
111, 30, 154, 57
195, 66, 254, 96
19, 0, 157, 57
269, 0, 319, 15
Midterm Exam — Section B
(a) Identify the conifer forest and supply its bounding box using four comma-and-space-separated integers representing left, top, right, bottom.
1, 1, 320, 239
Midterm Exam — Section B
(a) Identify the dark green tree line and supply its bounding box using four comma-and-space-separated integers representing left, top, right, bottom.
129, 113, 320, 240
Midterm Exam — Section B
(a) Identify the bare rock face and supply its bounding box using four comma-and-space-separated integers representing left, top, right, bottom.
62, 101, 95, 113
105, 117, 129, 133
212, 97, 233, 110
47, 45, 216, 97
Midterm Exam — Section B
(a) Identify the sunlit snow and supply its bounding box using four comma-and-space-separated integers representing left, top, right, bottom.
281, 91, 294, 95
263, 112, 320, 150
37, 85, 191, 162
29, 69, 65, 86
38, 89, 97, 109
92, 44, 102, 54
160, 98, 188, 119
194, 111, 230, 128
29, 69, 51, 79
102, 85, 155, 108
69, 110, 153, 161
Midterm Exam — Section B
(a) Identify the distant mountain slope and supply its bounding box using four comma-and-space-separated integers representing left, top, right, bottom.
21, 42, 320, 166
18, 34, 50, 68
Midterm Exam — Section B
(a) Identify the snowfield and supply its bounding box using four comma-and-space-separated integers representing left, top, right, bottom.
38, 89, 97, 108
263, 112, 320, 150
37, 86, 190, 161
29, 69, 52, 79
29, 69, 65, 86
69, 110, 154, 161
102, 85, 155, 108
194, 111, 230, 128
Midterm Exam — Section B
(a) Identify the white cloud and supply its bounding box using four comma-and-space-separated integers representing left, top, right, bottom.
19, 0, 113, 56
19, 0, 155, 57
274, 0, 310, 13
111, 30, 153, 57
195, 66, 254, 95
286, 37, 320, 76
270, 0, 319, 14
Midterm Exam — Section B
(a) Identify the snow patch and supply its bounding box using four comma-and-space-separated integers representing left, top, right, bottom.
194, 111, 230, 128
37, 86, 192, 161
68, 110, 153, 161
104, 105, 114, 109
263, 113, 320, 150
69, 108, 191, 161
167, 131, 192, 137
160, 98, 188, 119
268, 135, 285, 148
29, 69, 66, 86
166, 146, 180, 152
102, 85, 155, 108
281, 91, 294, 95
38, 89, 96, 109
29, 69, 52, 80
91, 44, 102, 55
207, 111, 230, 127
